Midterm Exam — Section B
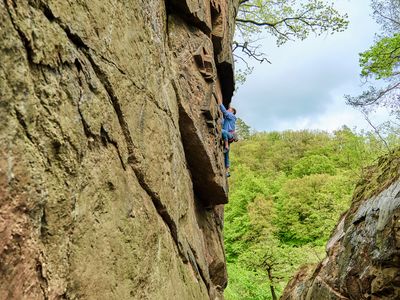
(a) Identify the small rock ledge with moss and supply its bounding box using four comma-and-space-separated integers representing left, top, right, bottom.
282, 148, 400, 300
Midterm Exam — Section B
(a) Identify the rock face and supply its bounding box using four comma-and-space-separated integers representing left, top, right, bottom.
0, 0, 239, 299
281, 149, 400, 300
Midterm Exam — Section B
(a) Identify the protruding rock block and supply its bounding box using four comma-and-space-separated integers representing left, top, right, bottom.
194, 46, 215, 82
169, 15, 228, 206
212, 0, 237, 102
169, 0, 213, 33
211, 0, 224, 54
169, 0, 237, 101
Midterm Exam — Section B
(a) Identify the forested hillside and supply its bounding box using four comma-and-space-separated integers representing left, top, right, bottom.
224, 125, 399, 300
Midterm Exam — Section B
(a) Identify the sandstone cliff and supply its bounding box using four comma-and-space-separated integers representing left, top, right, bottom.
282, 149, 400, 300
0, 0, 239, 299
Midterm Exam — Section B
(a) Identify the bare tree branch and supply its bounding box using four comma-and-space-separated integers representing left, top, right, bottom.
361, 111, 390, 151
346, 81, 400, 107
233, 41, 272, 64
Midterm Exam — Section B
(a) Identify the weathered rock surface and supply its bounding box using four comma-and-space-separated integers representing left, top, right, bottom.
281, 149, 400, 300
0, 0, 239, 299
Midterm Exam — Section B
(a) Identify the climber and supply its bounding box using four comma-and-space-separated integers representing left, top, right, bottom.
218, 99, 237, 178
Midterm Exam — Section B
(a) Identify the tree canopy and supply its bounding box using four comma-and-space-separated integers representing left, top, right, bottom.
345, 0, 400, 118
360, 34, 400, 80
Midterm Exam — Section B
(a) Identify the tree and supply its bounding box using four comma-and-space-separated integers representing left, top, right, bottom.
235, 118, 252, 140
234, 0, 349, 75
370, 0, 400, 36
239, 240, 283, 300
274, 174, 351, 246
345, 0, 400, 119
291, 154, 336, 178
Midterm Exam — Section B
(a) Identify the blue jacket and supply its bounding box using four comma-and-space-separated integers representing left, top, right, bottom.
220, 104, 236, 132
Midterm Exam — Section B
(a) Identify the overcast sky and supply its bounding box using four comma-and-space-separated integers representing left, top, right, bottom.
232, 0, 390, 132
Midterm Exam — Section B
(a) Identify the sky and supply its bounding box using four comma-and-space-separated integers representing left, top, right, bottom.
232, 0, 391, 132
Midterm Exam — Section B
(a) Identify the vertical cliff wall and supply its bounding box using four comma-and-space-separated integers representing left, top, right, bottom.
282, 149, 400, 300
0, 0, 239, 299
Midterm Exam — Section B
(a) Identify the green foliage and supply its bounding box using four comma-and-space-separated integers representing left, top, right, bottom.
225, 263, 272, 300
275, 174, 352, 245
360, 34, 400, 80
292, 155, 336, 177
224, 128, 398, 300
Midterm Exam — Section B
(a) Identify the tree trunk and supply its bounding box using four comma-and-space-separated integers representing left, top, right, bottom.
267, 267, 278, 300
